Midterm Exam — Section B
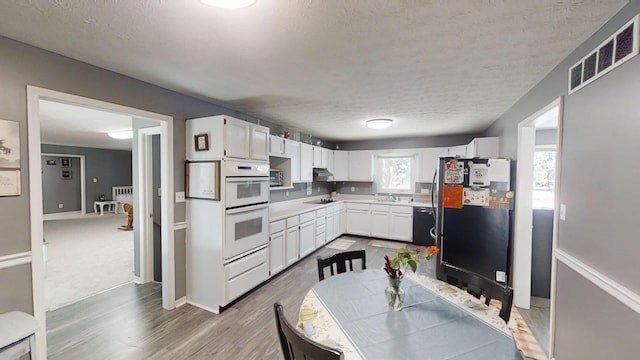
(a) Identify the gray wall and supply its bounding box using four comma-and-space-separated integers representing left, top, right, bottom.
482, 2, 640, 357
42, 144, 132, 213
41, 155, 82, 214
336, 134, 478, 151
269, 181, 333, 203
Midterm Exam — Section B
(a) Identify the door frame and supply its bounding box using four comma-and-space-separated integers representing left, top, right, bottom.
27, 86, 175, 358
41, 153, 86, 217
138, 126, 161, 283
513, 96, 562, 310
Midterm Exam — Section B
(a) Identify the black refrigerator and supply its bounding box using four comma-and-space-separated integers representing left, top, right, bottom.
432, 157, 514, 285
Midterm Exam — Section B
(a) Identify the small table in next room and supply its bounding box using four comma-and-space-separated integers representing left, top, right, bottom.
93, 200, 119, 215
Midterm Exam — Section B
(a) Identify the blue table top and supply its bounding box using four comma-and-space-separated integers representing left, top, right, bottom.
311, 269, 521, 360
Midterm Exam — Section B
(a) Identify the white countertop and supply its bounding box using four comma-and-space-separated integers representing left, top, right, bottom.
269, 194, 433, 222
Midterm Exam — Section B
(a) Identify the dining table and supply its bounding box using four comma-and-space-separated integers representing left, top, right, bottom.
298, 269, 523, 360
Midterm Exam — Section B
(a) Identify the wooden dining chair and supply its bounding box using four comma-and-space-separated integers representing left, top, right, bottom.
441, 263, 514, 323
273, 303, 344, 360
317, 250, 366, 281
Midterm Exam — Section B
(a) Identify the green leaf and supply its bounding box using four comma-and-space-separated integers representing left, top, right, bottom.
408, 259, 417, 272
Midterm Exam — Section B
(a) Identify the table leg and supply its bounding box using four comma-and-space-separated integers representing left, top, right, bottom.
93, 202, 98, 214
99, 203, 104, 216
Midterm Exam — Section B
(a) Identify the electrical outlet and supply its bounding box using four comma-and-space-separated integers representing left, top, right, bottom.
92, 178, 98, 183
351, 186, 355, 192
285, 190, 289, 196
58, 203, 64, 209
317, 186, 320, 192
158, 188, 161, 197
175, 191, 186, 203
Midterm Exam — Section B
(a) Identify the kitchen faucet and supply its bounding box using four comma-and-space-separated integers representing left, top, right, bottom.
385, 193, 397, 202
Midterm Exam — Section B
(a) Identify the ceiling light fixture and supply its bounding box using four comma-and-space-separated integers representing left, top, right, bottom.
365, 118, 394, 129
107, 130, 133, 139
200, 0, 256, 9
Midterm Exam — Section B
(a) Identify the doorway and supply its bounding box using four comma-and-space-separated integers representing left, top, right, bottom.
27, 86, 175, 357
514, 98, 562, 307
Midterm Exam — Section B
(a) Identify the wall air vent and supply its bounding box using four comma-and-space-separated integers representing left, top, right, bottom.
569, 14, 639, 94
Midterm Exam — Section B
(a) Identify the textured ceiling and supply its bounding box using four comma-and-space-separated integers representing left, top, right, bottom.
0, 0, 628, 142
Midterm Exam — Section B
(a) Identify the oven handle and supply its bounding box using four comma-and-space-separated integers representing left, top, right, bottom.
225, 177, 268, 183
225, 202, 269, 215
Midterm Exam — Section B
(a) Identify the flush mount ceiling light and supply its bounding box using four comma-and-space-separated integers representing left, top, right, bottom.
365, 118, 394, 129
200, 0, 256, 8
107, 130, 133, 139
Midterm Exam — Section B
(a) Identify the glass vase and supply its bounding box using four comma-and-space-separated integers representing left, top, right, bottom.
385, 276, 405, 311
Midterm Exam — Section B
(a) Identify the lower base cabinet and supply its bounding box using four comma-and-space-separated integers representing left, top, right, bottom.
299, 211, 316, 258
269, 220, 286, 275
285, 216, 299, 266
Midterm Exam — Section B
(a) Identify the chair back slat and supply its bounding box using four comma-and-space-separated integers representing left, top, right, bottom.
273, 303, 344, 360
317, 250, 366, 281
441, 262, 514, 323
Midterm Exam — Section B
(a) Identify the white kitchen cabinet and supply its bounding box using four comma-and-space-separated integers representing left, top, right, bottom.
419, 147, 448, 182
325, 149, 334, 173
390, 206, 413, 242
269, 220, 286, 275
370, 204, 390, 239
333, 150, 349, 181
346, 203, 371, 236
300, 143, 314, 182
285, 216, 299, 266
325, 207, 335, 242
321, 148, 331, 168
250, 125, 270, 161
269, 135, 286, 156
285, 140, 300, 182
447, 144, 467, 158
348, 151, 373, 181
466, 137, 499, 158
312, 146, 322, 167
223, 117, 251, 159
339, 203, 347, 235
315, 208, 327, 248
299, 212, 316, 258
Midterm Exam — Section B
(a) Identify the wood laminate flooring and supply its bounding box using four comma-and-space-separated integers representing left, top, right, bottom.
46, 237, 549, 359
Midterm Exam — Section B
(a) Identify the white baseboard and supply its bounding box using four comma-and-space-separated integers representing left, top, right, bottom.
187, 300, 220, 314
133, 276, 143, 284
175, 296, 187, 307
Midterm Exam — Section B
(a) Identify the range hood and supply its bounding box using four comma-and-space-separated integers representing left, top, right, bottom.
313, 168, 334, 181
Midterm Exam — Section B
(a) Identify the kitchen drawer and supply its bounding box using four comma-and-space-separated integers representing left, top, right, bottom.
286, 215, 299, 228
316, 223, 326, 234
316, 208, 326, 217
316, 215, 326, 226
371, 204, 390, 212
346, 202, 370, 211
225, 248, 268, 280
225, 262, 268, 302
299, 211, 315, 223
270, 219, 286, 233
391, 205, 413, 214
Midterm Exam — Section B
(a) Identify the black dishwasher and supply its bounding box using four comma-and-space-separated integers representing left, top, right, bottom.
413, 206, 435, 246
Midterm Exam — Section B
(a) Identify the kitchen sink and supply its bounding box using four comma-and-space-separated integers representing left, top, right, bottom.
304, 199, 335, 205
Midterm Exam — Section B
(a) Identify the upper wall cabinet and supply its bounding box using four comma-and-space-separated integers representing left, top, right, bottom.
466, 137, 499, 158
186, 115, 270, 161
269, 135, 286, 157
285, 140, 300, 183
333, 150, 349, 181
418, 147, 448, 182
299, 143, 314, 182
348, 151, 373, 181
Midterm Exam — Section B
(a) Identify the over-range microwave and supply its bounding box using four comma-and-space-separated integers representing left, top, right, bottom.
269, 169, 283, 187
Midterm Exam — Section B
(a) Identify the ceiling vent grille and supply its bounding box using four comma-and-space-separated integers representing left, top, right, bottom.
568, 14, 639, 94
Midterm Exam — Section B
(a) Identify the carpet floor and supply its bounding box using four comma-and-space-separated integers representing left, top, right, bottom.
44, 215, 134, 311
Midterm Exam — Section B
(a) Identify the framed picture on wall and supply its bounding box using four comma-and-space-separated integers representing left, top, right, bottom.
61, 170, 72, 179
194, 133, 209, 151
0, 169, 20, 196
61, 158, 71, 167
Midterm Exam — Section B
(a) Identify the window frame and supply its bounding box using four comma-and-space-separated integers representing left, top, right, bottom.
373, 153, 418, 195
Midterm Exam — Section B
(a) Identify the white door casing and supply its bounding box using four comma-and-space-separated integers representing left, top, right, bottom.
27, 86, 175, 359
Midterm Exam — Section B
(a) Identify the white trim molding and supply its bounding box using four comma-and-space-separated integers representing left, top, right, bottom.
175, 296, 187, 307
174, 221, 188, 230
555, 249, 640, 314
0, 252, 32, 270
